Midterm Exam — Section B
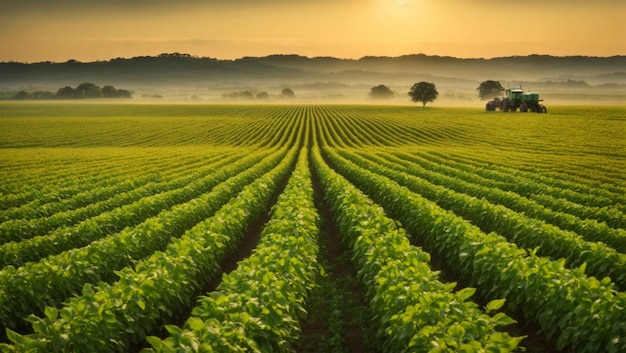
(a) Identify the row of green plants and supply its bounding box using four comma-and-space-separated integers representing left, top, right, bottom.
315, 111, 356, 148
322, 147, 626, 353
0, 174, 161, 241
0, 153, 232, 242
335, 111, 418, 147
0, 149, 282, 335
0, 104, 301, 149
307, 107, 379, 148
0, 170, 112, 211
0, 171, 153, 223
0, 153, 242, 267
0, 151, 182, 212
0, 149, 224, 214
529, 192, 625, 229
421, 150, 626, 211
343, 150, 626, 290
146, 148, 319, 352
396, 151, 626, 247
397, 151, 626, 230
235, 105, 308, 149
312, 147, 523, 353
1, 147, 299, 352
222, 115, 294, 146
313, 105, 428, 147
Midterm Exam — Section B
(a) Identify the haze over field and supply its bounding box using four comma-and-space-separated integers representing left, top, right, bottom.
2, 54, 625, 104
1, 0, 624, 63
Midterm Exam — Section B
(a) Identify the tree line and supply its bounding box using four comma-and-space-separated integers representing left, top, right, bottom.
369, 81, 439, 107
8, 80, 505, 104
11, 83, 131, 100
370, 80, 506, 106
222, 88, 295, 100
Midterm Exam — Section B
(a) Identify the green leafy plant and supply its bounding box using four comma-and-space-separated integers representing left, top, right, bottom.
0, 151, 289, 347
311, 147, 522, 353
322, 146, 626, 353
146, 148, 319, 352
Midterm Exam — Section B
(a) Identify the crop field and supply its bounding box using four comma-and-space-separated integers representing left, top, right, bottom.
0, 102, 625, 353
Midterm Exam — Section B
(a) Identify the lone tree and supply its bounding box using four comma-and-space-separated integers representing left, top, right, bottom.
256, 91, 270, 99
477, 80, 504, 100
281, 88, 295, 98
369, 84, 394, 99
408, 82, 438, 107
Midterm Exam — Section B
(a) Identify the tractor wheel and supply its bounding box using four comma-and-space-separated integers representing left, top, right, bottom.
520, 102, 528, 112
541, 105, 547, 114
485, 102, 492, 111
502, 98, 511, 112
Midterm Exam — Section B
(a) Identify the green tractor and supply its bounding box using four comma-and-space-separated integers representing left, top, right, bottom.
486, 87, 547, 113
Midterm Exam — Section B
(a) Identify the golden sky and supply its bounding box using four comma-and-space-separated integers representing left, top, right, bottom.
1, 0, 624, 62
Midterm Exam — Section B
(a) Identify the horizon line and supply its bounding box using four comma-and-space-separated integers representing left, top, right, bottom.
3, 52, 626, 65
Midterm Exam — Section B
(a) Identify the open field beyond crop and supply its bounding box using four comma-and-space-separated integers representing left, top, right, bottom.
0, 102, 625, 353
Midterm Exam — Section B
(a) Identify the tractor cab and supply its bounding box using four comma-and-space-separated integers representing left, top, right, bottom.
505, 88, 524, 105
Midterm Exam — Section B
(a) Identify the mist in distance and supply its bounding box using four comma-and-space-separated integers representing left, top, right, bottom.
1, 53, 624, 105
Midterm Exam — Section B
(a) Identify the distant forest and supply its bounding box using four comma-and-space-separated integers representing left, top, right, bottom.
11, 82, 131, 100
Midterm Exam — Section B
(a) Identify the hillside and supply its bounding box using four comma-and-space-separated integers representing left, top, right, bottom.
2, 53, 625, 102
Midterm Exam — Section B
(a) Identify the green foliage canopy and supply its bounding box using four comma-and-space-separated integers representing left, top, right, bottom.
12, 83, 131, 100
369, 84, 394, 99
408, 81, 438, 107
477, 80, 505, 100
281, 88, 295, 98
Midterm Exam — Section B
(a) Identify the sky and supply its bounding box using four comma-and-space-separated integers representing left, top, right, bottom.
0, 0, 624, 63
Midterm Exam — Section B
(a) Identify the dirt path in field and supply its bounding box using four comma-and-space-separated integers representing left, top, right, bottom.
298, 168, 377, 353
